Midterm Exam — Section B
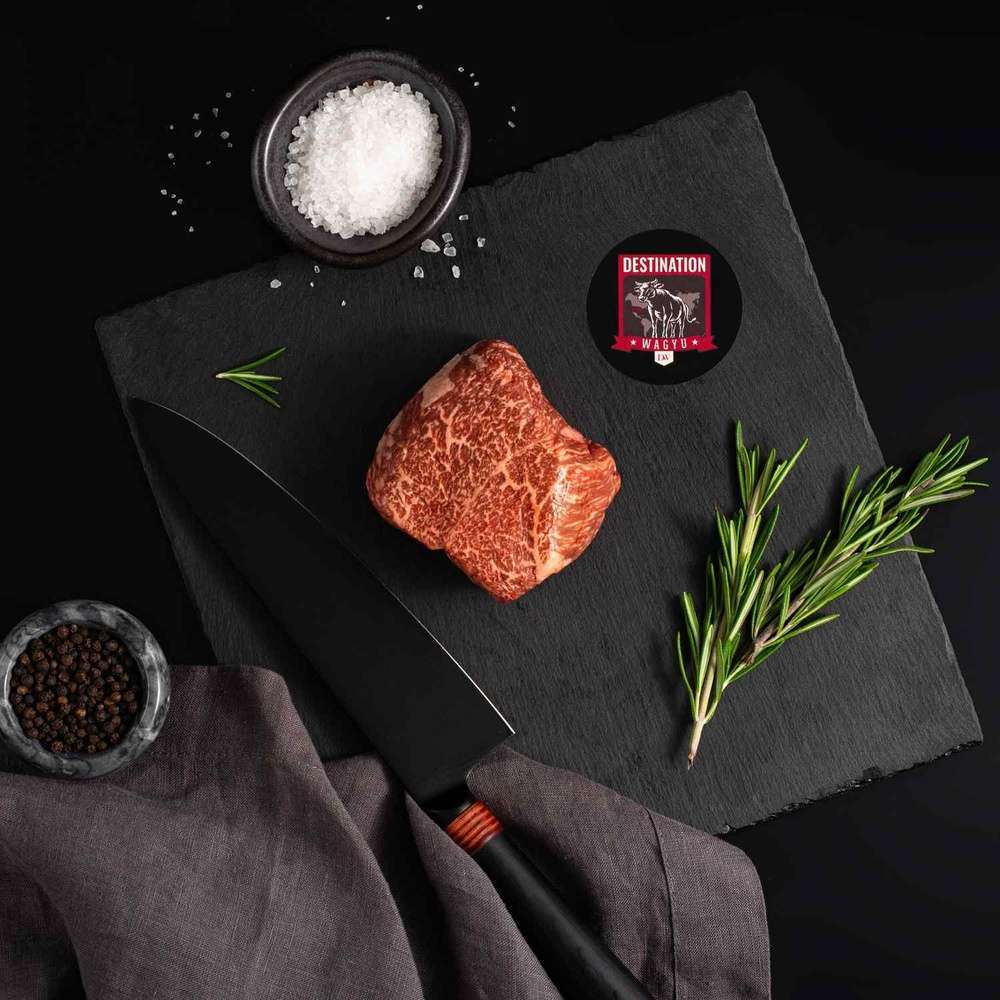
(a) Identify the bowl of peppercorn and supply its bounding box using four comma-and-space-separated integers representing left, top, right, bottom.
0, 600, 170, 778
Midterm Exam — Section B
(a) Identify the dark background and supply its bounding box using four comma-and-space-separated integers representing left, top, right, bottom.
10, 3, 999, 997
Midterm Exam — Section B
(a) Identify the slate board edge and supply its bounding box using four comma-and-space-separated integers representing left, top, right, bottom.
731, 738, 982, 835
740, 92, 982, 753
95, 91, 752, 323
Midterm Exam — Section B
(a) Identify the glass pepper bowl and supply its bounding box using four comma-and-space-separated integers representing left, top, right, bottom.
0, 600, 170, 779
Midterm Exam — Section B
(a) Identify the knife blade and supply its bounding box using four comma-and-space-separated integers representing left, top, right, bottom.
133, 398, 651, 1000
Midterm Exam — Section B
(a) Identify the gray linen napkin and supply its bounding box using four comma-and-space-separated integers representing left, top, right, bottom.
0, 665, 769, 999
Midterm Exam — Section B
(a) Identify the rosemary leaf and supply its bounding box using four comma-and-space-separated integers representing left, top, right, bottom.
225, 346, 287, 373
216, 348, 286, 408
230, 378, 280, 408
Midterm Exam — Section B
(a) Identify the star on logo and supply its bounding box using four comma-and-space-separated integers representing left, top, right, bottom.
630, 338, 637, 346
692, 339, 698, 345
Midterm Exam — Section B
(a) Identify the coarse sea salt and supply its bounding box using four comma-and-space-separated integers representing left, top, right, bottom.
285, 81, 442, 239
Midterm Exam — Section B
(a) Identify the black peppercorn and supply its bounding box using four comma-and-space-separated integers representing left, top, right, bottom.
10, 623, 143, 755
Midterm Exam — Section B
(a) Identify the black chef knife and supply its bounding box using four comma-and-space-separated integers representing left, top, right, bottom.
133, 399, 651, 1000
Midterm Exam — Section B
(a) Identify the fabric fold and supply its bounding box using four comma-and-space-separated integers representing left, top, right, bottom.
0, 665, 768, 999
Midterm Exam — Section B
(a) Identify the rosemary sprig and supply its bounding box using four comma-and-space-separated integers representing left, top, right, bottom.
677, 422, 987, 767
215, 347, 286, 408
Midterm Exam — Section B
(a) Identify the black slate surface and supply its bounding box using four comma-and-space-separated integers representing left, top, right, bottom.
96, 92, 981, 833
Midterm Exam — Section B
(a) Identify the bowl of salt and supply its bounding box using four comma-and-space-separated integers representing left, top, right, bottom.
252, 49, 471, 268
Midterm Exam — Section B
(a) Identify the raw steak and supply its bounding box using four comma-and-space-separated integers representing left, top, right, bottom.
367, 340, 621, 601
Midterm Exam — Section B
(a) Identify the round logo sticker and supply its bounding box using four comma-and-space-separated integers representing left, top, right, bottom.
587, 230, 742, 385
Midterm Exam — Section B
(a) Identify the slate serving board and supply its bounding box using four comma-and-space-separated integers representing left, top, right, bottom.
97, 92, 980, 833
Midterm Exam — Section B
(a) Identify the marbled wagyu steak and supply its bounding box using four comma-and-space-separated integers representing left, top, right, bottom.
366, 340, 621, 601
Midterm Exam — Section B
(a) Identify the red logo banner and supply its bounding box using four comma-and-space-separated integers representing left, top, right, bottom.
611, 328, 718, 353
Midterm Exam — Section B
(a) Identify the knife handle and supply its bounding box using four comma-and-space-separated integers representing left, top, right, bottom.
443, 800, 653, 1000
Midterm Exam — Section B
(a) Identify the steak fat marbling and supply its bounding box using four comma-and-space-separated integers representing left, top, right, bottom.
366, 340, 620, 601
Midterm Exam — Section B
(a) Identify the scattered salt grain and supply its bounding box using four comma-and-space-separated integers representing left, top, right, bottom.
458, 66, 464, 73
167, 152, 175, 160
309, 281, 314, 287
220, 131, 230, 140
507, 120, 516, 128
194, 129, 202, 138
443, 245, 457, 257
211, 107, 219, 117
421, 239, 441, 253
171, 210, 177, 216
225, 92, 232, 98
476, 236, 486, 248
413, 265, 424, 278
188, 226, 195, 233
168, 124, 175, 130
171, 193, 177, 199
160, 189, 167, 195
511, 105, 517, 112
469, 72, 475, 78
270, 279, 282, 289
473, 82, 480, 88
193, 113, 200, 121
227, 142, 233, 148
285, 81, 442, 239
441, 232, 453, 243
417, 3, 423, 8
313, 264, 320, 273
205, 160, 212, 166
451, 265, 461, 279
458, 214, 469, 221
341, 299, 347, 307
177, 199, 183, 205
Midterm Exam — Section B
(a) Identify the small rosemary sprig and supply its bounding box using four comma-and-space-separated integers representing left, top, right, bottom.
215, 347, 286, 408
677, 422, 987, 767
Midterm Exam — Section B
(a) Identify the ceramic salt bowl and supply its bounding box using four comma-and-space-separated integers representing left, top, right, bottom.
0, 600, 170, 779
252, 48, 471, 267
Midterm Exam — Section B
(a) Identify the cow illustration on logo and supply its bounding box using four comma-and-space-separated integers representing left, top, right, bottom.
614, 254, 716, 367
632, 280, 699, 338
